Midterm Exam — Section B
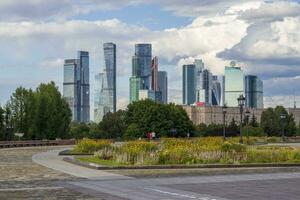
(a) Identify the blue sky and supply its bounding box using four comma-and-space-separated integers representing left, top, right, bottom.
1, 0, 300, 112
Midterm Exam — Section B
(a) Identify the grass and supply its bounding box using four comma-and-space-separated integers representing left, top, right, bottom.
73, 137, 300, 166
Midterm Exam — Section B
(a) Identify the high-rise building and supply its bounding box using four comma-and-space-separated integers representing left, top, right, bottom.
195, 59, 212, 105
151, 56, 158, 91
183, 64, 196, 105
63, 51, 90, 123
130, 44, 152, 103
224, 63, 244, 107
130, 76, 142, 103
219, 76, 225, 106
94, 43, 117, 123
139, 90, 162, 103
212, 76, 222, 106
158, 71, 168, 104
245, 75, 264, 109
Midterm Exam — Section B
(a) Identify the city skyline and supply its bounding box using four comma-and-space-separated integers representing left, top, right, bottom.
1, 0, 300, 114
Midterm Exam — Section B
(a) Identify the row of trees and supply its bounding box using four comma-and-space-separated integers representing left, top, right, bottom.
69, 99, 194, 140
0, 82, 72, 140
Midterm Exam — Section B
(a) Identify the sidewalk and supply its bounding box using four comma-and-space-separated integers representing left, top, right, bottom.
32, 147, 131, 180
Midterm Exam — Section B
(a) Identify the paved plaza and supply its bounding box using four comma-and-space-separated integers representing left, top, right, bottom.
1, 146, 300, 199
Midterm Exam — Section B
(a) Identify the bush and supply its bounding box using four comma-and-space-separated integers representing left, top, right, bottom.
73, 139, 112, 153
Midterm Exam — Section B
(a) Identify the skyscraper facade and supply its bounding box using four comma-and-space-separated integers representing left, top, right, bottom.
130, 44, 152, 103
195, 59, 212, 105
130, 76, 142, 103
225, 64, 244, 107
94, 43, 117, 123
151, 56, 158, 91
183, 64, 196, 105
158, 71, 168, 104
63, 51, 90, 123
245, 75, 264, 109
212, 76, 222, 106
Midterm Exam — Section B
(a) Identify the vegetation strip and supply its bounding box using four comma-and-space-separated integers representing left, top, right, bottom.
64, 156, 300, 170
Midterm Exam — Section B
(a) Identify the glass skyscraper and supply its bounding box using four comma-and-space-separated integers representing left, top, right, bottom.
183, 64, 196, 105
63, 51, 90, 123
195, 59, 212, 105
224, 65, 244, 107
158, 71, 168, 104
245, 75, 264, 109
130, 44, 152, 103
212, 76, 221, 106
94, 43, 117, 123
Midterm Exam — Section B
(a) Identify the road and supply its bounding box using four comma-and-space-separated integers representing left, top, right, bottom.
30, 147, 300, 200
62, 172, 300, 200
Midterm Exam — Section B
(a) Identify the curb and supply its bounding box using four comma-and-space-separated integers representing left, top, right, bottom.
62, 156, 300, 170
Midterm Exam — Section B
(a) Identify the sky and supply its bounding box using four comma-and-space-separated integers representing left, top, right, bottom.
1, 0, 300, 115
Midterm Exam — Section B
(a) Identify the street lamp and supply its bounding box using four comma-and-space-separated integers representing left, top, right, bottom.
222, 104, 227, 140
280, 113, 287, 142
237, 95, 246, 144
245, 109, 251, 142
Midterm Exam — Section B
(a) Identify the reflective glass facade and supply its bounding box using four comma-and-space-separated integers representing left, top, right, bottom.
63, 51, 90, 123
94, 43, 117, 123
158, 71, 168, 104
183, 64, 196, 105
130, 77, 142, 103
195, 59, 212, 105
225, 66, 244, 107
212, 76, 221, 106
245, 75, 264, 109
133, 44, 152, 90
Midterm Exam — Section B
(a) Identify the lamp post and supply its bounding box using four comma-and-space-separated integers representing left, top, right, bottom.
222, 104, 227, 140
280, 113, 287, 142
245, 109, 251, 142
237, 95, 246, 144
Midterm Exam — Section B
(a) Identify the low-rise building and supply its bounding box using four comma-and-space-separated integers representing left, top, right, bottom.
182, 105, 263, 125
183, 105, 300, 126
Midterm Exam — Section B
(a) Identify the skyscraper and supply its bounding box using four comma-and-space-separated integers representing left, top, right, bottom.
130, 44, 152, 103
151, 56, 158, 91
212, 76, 221, 106
183, 64, 196, 105
195, 59, 212, 105
130, 76, 142, 103
94, 43, 117, 123
245, 75, 264, 108
224, 62, 244, 107
158, 71, 168, 104
63, 51, 90, 123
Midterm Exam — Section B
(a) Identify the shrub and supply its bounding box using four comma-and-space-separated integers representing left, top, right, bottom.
73, 139, 112, 153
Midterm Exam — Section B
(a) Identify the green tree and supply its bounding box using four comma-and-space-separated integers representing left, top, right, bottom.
3, 104, 14, 140
99, 110, 127, 139
69, 122, 90, 139
0, 106, 4, 140
250, 113, 259, 127
227, 117, 238, 137
125, 100, 193, 139
124, 123, 141, 140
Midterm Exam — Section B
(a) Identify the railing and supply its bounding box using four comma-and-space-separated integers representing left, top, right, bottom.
0, 140, 75, 149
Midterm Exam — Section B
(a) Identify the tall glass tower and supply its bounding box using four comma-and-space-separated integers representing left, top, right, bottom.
224, 64, 244, 107
94, 43, 117, 123
245, 75, 264, 108
183, 64, 196, 105
130, 44, 152, 102
158, 71, 168, 104
63, 51, 90, 123
195, 59, 212, 105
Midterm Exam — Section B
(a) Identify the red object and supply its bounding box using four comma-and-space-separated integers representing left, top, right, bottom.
196, 102, 205, 107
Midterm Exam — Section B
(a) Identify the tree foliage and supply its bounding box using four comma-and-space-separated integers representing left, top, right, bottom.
1, 82, 72, 140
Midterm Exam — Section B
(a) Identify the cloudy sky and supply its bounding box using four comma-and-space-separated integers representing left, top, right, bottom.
1, 0, 300, 115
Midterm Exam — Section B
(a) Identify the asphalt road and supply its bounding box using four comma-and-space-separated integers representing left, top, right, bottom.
63, 172, 300, 200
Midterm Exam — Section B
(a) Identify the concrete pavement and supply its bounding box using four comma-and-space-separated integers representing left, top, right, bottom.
32, 147, 130, 180
65, 172, 300, 200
